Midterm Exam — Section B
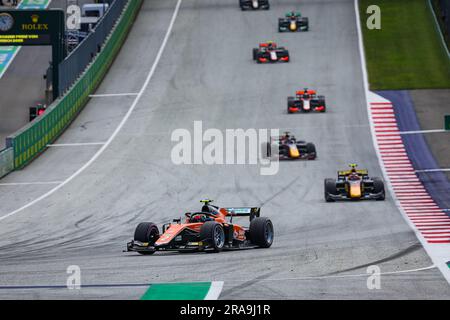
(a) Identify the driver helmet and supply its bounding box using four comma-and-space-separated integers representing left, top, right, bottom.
191, 214, 211, 223
348, 172, 360, 181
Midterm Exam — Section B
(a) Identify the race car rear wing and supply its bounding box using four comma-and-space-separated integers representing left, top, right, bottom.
338, 169, 368, 178
225, 207, 261, 220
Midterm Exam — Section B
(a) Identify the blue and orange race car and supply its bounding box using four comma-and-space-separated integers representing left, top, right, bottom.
263, 132, 317, 160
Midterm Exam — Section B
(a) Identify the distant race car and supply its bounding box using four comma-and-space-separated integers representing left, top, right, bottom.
29, 103, 47, 121
263, 132, 317, 160
240, 0, 270, 10
279, 11, 309, 32
253, 42, 290, 63
324, 164, 385, 202
287, 88, 326, 113
126, 200, 274, 255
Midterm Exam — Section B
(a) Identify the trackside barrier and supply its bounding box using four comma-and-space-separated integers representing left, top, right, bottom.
59, 0, 129, 95
432, 0, 450, 45
436, 0, 450, 34
0, 148, 14, 178
5, 0, 142, 170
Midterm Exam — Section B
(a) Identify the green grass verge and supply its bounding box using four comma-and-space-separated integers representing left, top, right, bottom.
359, 0, 450, 90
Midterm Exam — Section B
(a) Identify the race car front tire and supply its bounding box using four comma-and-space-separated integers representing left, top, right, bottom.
250, 217, 274, 248
324, 178, 337, 202
134, 222, 160, 255
200, 221, 225, 253
306, 143, 316, 159
372, 177, 385, 200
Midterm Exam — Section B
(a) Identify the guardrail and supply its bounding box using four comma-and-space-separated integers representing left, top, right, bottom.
0, 148, 14, 179
5, 0, 142, 170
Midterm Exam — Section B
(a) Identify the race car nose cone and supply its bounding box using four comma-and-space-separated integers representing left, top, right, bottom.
289, 147, 300, 158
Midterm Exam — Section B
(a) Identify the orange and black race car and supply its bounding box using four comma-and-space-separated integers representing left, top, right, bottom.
263, 132, 317, 160
287, 88, 326, 113
126, 200, 274, 255
240, 0, 270, 11
324, 164, 385, 202
253, 42, 289, 63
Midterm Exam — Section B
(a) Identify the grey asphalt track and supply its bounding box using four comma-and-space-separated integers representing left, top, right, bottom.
0, 0, 449, 300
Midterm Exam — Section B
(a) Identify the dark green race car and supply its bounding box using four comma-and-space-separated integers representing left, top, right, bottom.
279, 11, 309, 32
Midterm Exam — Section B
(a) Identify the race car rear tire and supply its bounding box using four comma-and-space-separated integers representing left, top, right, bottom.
324, 178, 337, 202
287, 97, 295, 113
253, 48, 259, 61
373, 177, 385, 200
306, 143, 316, 159
134, 222, 159, 255
250, 217, 274, 248
200, 221, 225, 253
301, 17, 309, 31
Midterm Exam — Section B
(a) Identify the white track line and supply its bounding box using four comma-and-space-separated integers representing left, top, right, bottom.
354, 0, 450, 284
204, 281, 224, 300
0, 0, 183, 222
399, 129, 447, 135
89, 93, 139, 98
415, 168, 450, 173
0, 181, 63, 187
47, 143, 106, 147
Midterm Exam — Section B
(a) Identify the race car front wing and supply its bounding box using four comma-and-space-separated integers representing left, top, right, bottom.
326, 191, 385, 201
126, 240, 209, 253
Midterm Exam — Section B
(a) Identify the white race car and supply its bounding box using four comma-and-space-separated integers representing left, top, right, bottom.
240, 0, 270, 11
